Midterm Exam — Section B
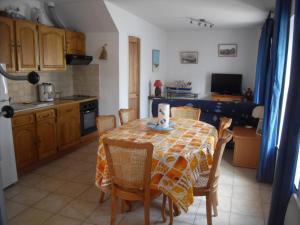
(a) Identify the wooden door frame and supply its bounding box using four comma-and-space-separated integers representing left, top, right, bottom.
128, 36, 140, 119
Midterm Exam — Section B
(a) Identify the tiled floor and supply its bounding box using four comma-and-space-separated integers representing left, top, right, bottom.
4, 141, 272, 225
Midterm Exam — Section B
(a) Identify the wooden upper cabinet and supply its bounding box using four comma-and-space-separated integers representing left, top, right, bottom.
0, 17, 16, 72
38, 25, 66, 71
66, 31, 85, 55
15, 20, 39, 71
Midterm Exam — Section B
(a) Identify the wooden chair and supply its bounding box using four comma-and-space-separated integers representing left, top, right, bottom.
119, 108, 134, 125
171, 106, 201, 120
96, 115, 117, 203
218, 117, 232, 138
96, 115, 117, 136
193, 129, 233, 225
162, 129, 233, 225
103, 138, 160, 225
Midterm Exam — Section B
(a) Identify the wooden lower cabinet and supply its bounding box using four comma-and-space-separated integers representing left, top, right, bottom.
12, 104, 82, 173
36, 117, 57, 160
12, 123, 38, 170
57, 104, 81, 150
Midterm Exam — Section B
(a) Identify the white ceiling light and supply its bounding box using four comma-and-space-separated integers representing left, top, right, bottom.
189, 18, 214, 28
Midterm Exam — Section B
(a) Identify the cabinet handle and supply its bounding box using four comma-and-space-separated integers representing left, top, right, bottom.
66, 109, 73, 113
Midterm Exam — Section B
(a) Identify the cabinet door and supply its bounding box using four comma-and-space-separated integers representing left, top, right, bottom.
57, 104, 80, 150
13, 124, 38, 170
38, 25, 66, 71
66, 31, 85, 55
15, 20, 39, 71
0, 17, 16, 72
37, 118, 57, 160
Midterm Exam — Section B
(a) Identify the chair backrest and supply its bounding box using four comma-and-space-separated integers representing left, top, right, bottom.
171, 106, 201, 120
96, 115, 117, 136
119, 108, 134, 125
207, 129, 233, 189
103, 138, 153, 191
218, 117, 232, 138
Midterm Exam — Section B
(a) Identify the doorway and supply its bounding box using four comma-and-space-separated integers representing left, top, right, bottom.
128, 36, 140, 120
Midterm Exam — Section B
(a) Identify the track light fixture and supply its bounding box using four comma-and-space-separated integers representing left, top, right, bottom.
188, 18, 214, 28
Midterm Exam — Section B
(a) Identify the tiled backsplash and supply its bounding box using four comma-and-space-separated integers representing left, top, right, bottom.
7, 64, 99, 103
73, 64, 100, 97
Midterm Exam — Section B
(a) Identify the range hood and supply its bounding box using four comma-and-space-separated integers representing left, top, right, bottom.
66, 54, 93, 65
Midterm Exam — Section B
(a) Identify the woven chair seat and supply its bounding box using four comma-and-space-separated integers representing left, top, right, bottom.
194, 175, 209, 188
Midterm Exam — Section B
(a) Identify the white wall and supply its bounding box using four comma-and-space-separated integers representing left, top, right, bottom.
85, 32, 119, 116
104, 1, 167, 118
165, 29, 260, 98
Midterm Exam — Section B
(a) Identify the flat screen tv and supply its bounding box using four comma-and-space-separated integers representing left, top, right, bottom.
211, 73, 242, 95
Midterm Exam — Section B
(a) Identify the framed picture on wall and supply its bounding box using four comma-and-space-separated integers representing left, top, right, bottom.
180, 51, 198, 64
152, 49, 160, 72
218, 44, 238, 57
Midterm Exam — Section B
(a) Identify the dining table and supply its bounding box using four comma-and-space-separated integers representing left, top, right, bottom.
95, 117, 218, 212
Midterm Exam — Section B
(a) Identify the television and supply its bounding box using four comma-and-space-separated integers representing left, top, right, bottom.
211, 73, 242, 95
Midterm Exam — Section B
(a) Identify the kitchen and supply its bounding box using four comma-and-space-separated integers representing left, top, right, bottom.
0, 2, 100, 191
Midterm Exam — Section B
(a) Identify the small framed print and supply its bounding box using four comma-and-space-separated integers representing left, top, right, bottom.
152, 49, 160, 72
218, 44, 238, 57
180, 51, 198, 64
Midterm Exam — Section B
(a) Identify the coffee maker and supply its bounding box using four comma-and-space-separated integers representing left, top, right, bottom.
38, 82, 55, 102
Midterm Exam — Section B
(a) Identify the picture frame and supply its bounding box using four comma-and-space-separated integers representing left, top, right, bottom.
180, 51, 198, 64
152, 49, 160, 72
218, 44, 238, 57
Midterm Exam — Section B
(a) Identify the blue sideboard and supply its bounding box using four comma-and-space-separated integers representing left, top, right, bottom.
151, 99, 259, 129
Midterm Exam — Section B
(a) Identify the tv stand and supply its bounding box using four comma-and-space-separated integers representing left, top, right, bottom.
211, 93, 243, 102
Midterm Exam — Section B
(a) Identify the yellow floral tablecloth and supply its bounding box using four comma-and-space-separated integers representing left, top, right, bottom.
95, 118, 218, 212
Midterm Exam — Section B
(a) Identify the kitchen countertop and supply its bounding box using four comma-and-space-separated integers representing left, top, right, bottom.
11, 96, 98, 115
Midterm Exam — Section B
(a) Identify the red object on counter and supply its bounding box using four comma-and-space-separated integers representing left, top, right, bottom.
154, 80, 163, 88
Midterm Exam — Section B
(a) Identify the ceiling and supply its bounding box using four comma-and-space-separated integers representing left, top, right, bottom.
107, 0, 276, 30
45, 0, 117, 32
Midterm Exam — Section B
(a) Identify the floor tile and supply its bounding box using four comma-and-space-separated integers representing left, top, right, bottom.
64, 161, 95, 172
232, 185, 261, 202
53, 169, 82, 181
260, 189, 272, 204
54, 181, 89, 198
33, 193, 72, 213
36, 177, 65, 192
4, 184, 28, 200
218, 184, 233, 198
33, 164, 64, 177
10, 187, 49, 206
231, 198, 263, 217
73, 171, 95, 185
230, 212, 265, 225
86, 206, 124, 225
219, 173, 234, 185
43, 214, 82, 225
8, 208, 52, 225
78, 186, 102, 203
5, 201, 28, 220
17, 174, 46, 188
233, 168, 259, 188
59, 199, 98, 220
194, 209, 230, 225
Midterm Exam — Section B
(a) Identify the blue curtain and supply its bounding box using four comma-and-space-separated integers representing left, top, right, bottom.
257, 0, 291, 183
253, 16, 274, 104
268, 0, 300, 224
